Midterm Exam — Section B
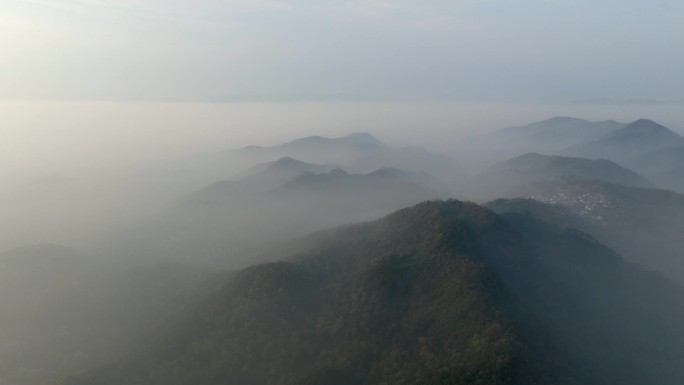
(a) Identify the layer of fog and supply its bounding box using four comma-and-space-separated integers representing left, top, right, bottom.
2, 100, 683, 254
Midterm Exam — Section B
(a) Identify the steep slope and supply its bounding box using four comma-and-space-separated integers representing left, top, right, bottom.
562, 119, 683, 161
63, 201, 684, 385
498, 178, 684, 283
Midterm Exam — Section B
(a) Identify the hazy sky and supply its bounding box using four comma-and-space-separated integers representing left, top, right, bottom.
2, 0, 683, 102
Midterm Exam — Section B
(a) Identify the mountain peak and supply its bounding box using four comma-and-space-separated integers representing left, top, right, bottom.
289, 135, 327, 145
513, 152, 545, 160
342, 132, 385, 145
241, 157, 329, 177
386, 200, 502, 233
380, 200, 522, 257
632, 118, 659, 125
613, 119, 681, 139
542, 116, 588, 124
561, 118, 683, 161
533, 116, 624, 127
624, 118, 673, 131
270, 157, 309, 167
489, 152, 653, 188
329, 168, 349, 177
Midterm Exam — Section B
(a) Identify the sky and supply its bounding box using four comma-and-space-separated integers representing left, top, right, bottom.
2, 0, 684, 103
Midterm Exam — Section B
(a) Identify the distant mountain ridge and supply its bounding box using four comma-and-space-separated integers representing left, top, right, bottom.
229, 132, 459, 179
459, 116, 627, 165
496, 116, 624, 145
489, 153, 652, 188
562, 118, 683, 161
465, 152, 653, 201
236, 132, 389, 165
243, 156, 335, 176
242, 132, 387, 153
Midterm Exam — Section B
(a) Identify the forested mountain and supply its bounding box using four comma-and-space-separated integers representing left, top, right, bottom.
562, 119, 683, 161
62, 200, 684, 385
495, 178, 684, 283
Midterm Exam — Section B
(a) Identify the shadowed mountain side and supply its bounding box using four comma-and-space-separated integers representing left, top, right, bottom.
492, 179, 684, 283
61, 200, 684, 385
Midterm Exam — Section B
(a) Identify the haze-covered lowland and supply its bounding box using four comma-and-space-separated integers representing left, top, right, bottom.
4, 106, 684, 385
